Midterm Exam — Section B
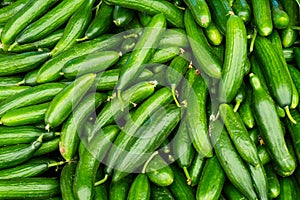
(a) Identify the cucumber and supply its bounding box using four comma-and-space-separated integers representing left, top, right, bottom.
59, 92, 107, 162
232, 0, 251, 23
238, 87, 255, 129
257, 145, 272, 165
204, 21, 223, 46
249, 129, 260, 145
249, 73, 296, 176
16, 0, 85, 44
0, 82, 65, 117
0, 102, 49, 126
270, 0, 289, 29
285, 108, 300, 162
1, 0, 58, 47
188, 153, 206, 187
104, 0, 184, 28
222, 181, 247, 200
51, 0, 95, 56
0, 76, 23, 86
62, 51, 121, 79
150, 46, 181, 64
183, 0, 211, 28
294, 48, 300, 68
196, 156, 226, 200
138, 12, 152, 27
0, 177, 60, 199
0, 0, 29, 24
33, 137, 59, 157
128, 174, 151, 200
277, 177, 297, 199
288, 64, 300, 96
113, 6, 134, 27
218, 14, 247, 103
0, 51, 51, 76
109, 175, 134, 200
265, 164, 280, 199
121, 37, 136, 53
184, 8, 222, 78
93, 168, 109, 200
60, 161, 77, 200
18, 69, 39, 86
251, 0, 273, 36
151, 185, 175, 200
158, 29, 189, 48
45, 73, 96, 130
210, 119, 257, 199
0, 85, 30, 102
233, 82, 246, 112
247, 162, 268, 200
73, 125, 119, 200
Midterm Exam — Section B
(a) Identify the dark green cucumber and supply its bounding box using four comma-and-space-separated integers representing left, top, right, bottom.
184, 8, 222, 78
294, 48, 300, 68
33, 137, 59, 157
288, 64, 300, 96
112, 105, 181, 182
109, 175, 134, 200
252, 0, 273, 36
238, 87, 256, 129
183, 0, 211, 28
0, 157, 63, 179
0, 126, 56, 146
138, 12, 152, 26
45, 73, 96, 130
0, 85, 30, 102
9, 29, 64, 53
196, 156, 226, 200
0, 177, 60, 199
16, 0, 85, 44
250, 55, 269, 93
151, 185, 175, 200
257, 145, 272, 165
0, 51, 51, 76
0, 76, 23, 86
0, 134, 43, 170
265, 164, 280, 199
93, 168, 109, 200
59, 92, 107, 162
277, 177, 297, 199
128, 174, 151, 200
232, 0, 251, 23
0, 0, 29, 24
188, 153, 206, 187
158, 29, 189, 48
249, 129, 260, 145
18, 69, 39, 86
116, 13, 166, 95
218, 14, 247, 103
249, 73, 296, 176
233, 82, 246, 112
285, 108, 300, 162
121, 37, 136, 53
146, 154, 174, 187
104, 0, 184, 28
81, 2, 113, 40
150, 46, 181, 64
62, 51, 120, 79
204, 21, 223, 46
222, 181, 247, 200
210, 120, 257, 200
51, 0, 95, 56
37, 34, 122, 83
0, 82, 65, 117
206, 0, 233, 34
113, 6, 134, 27
1, 0, 58, 47
73, 125, 119, 200
60, 161, 77, 200
270, 0, 289, 29
247, 162, 268, 200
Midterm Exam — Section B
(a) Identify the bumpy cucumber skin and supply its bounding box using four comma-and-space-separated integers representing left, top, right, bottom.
127, 174, 151, 200
251, 0, 273, 36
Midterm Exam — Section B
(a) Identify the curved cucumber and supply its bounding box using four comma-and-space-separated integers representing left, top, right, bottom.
128, 174, 151, 200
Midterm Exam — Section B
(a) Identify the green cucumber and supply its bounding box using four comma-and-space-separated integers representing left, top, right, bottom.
285, 109, 300, 162
104, 0, 184, 28
196, 156, 226, 200
45, 73, 96, 130
184, 8, 222, 78
150, 46, 181, 64
62, 51, 121, 79
158, 29, 189, 48
252, 0, 273, 36
0, 51, 51, 76
288, 64, 300, 96
0, 102, 49, 126
33, 137, 59, 157
60, 161, 77, 200
222, 181, 247, 200
59, 92, 107, 162
93, 168, 109, 200
277, 177, 297, 199
247, 162, 268, 200
183, 0, 211, 28
0, 177, 60, 199
238, 87, 255, 129
128, 174, 151, 200
232, 0, 251, 23
0, 85, 30, 102
294, 48, 300, 68
233, 82, 246, 112
270, 0, 289, 29
113, 6, 134, 27
210, 119, 257, 199
16, 0, 85, 44
109, 175, 134, 200
0, 0, 29, 24
0, 76, 23, 86
257, 145, 272, 165
204, 21, 224, 46
218, 14, 247, 103
51, 0, 95, 56
151, 185, 175, 200
18, 69, 39, 86
249, 73, 296, 176
188, 153, 206, 187
249, 129, 260, 145
265, 164, 280, 199
121, 37, 136, 53
138, 12, 152, 27
0, 82, 65, 117
73, 125, 119, 200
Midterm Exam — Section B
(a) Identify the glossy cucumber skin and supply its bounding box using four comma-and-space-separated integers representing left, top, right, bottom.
150, 46, 181, 64
33, 137, 59, 157
183, 0, 211, 28
218, 15, 247, 103
257, 145, 272, 166
104, 0, 184, 28
270, 0, 289, 29
62, 51, 120, 79
45, 73, 96, 129
265, 164, 280, 199
288, 64, 300, 96
116, 13, 166, 92
247, 162, 268, 200
1, 0, 58, 46
250, 74, 296, 176
0, 51, 51, 76
73, 125, 119, 200
204, 21, 223, 46
127, 174, 151, 200
16, 0, 85, 44
222, 181, 247, 200
0, 0, 30, 24
0, 177, 60, 199
113, 6, 134, 27
0, 82, 65, 117
0, 85, 30, 102
0, 76, 23, 86
151, 185, 175, 200
277, 177, 297, 200
232, 0, 251, 23
158, 29, 189, 48
210, 120, 257, 200
196, 156, 225, 200
184, 9, 222, 78
109, 175, 133, 200
0, 102, 49, 126
59, 93, 107, 162
37, 34, 122, 83
285, 108, 300, 162
238, 88, 255, 129
251, 0, 273, 36
60, 161, 77, 200
188, 153, 206, 187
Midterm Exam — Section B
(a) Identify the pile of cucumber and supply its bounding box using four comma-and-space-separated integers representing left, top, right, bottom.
1, 0, 300, 199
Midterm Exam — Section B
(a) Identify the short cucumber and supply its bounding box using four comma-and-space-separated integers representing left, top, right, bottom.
222, 181, 247, 200
277, 177, 297, 199
18, 69, 39, 86
285, 108, 300, 162
238, 87, 256, 129
0, 76, 23, 86
150, 46, 181, 64
151, 185, 175, 200
257, 145, 272, 165
232, 0, 251, 23
33, 137, 59, 157
121, 37, 136, 53
251, 0, 273, 36
158, 29, 189, 49
93, 168, 109, 200
109, 175, 134, 200
188, 153, 206, 187
0, 0, 29, 24
45, 73, 96, 130
270, 0, 289, 29
113, 6, 134, 27
0, 85, 30, 102
128, 174, 151, 200
60, 161, 77, 200
247, 162, 268, 200
204, 21, 224, 46
183, 0, 211, 28
265, 164, 280, 199
138, 12, 152, 27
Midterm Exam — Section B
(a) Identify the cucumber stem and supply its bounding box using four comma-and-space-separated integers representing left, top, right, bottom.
291, 26, 300, 31
171, 84, 181, 107
141, 151, 159, 174
45, 124, 50, 132
183, 167, 192, 185
94, 174, 109, 186
16, 79, 25, 86
76, 36, 88, 42
233, 100, 242, 112
117, 90, 124, 112
284, 106, 297, 124
249, 28, 257, 53
48, 161, 65, 168
8, 42, 17, 51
